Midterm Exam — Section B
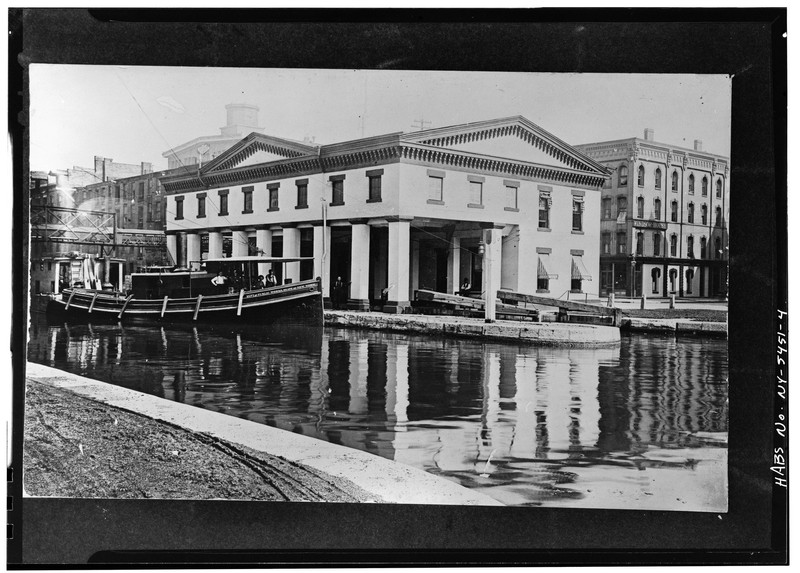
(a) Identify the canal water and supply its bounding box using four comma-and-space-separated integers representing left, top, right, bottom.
26, 314, 728, 511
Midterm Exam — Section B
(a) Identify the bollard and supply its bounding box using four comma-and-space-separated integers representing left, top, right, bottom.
640, 295, 646, 309
608, 292, 615, 307
670, 295, 675, 309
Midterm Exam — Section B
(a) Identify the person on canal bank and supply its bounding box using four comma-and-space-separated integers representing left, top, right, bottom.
265, 270, 278, 288
255, 275, 266, 289
459, 277, 472, 297
333, 276, 348, 309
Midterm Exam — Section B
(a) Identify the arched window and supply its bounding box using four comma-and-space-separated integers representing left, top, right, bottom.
700, 236, 707, 259
637, 196, 644, 218
688, 173, 695, 194
637, 165, 645, 187
636, 232, 644, 256
701, 204, 708, 225
671, 200, 679, 222
716, 179, 723, 198
651, 267, 661, 294
653, 232, 662, 256
671, 171, 679, 192
685, 269, 695, 294
618, 165, 629, 186
670, 234, 678, 256
715, 206, 722, 227
669, 268, 678, 292
687, 235, 695, 258
715, 237, 722, 259
654, 198, 662, 220
655, 168, 662, 189
687, 202, 695, 224
702, 176, 709, 196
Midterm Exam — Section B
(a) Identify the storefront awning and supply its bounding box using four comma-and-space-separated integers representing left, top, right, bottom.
571, 256, 592, 281
538, 256, 558, 280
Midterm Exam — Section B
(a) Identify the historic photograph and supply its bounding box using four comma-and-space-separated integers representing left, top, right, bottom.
24, 65, 730, 512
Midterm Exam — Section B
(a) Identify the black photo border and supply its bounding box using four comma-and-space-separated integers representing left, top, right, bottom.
7, 7, 788, 566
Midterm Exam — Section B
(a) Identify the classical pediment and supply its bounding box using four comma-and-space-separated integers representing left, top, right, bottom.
403, 116, 606, 175
201, 133, 319, 174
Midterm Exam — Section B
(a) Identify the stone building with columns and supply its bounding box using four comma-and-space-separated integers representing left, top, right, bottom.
574, 130, 730, 299
161, 116, 608, 311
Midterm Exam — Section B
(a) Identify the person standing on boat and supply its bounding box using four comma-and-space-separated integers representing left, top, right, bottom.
265, 270, 278, 287
459, 277, 471, 297
255, 275, 266, 289
333, 276, 347, 309
211, 271, 228, 290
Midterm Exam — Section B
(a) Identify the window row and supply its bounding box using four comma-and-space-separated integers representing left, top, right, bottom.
535, 252, 591, 294
602, 196, 724, 226
649, 267, 699, 295
174, 172, 381, 221
602, 231, 724, 259
536, 191, 585, 232
426, 171, 520, 211
608, 164, 725, 198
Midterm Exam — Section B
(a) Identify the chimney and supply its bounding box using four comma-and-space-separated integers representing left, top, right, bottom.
94, 156, 103, 177
694, 139, 703, 151
644, 128, 654, 141
103, 158, 113, 181
141, 162, 153, 174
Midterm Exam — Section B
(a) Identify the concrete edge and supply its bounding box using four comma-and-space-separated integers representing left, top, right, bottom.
324, 311, 621, 347
25, 362, 503, 506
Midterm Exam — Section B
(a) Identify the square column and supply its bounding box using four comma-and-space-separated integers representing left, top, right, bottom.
256, 228, 273, 277
448, 235, 461, 295
208, 231, 223, 259
186, 233, 201, 270
385, 220, 411, 313
410, 240, 420, 296
282, 227, 301, 283
482, 227, 502, 322
232, 230, 249, 257
313, 224, 332, 301
166, 234, 178, 266
178, 232, 187, 267
348, 223, 371, 310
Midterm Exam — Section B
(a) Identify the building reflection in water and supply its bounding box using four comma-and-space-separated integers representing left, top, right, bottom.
28, 315, 727, 509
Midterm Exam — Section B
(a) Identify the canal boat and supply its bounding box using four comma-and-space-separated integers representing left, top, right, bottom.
46, 256, 323, 326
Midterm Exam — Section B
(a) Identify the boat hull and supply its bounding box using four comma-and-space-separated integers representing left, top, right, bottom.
47, 279, 324, 327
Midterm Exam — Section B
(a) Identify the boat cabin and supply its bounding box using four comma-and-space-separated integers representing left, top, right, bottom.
129, 256, 314, 300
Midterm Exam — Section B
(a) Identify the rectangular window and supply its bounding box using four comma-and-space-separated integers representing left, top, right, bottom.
616, 232, 627, 254
153, 200, 161, 221
572, 199, 584, 232
653, 233, 661, 256
602, 232, 611, 254
197, 193, 206, 218
505, 185, 518, 210
296, 179, 308, 208
219, 191, 229, 216
538, 193, 551, 229
242, 186, 253, 213
427, 175, 444, 203
602, 197, 612, 219
670, 235, 678, 257
616, 196, 628, 222
467, 176, 484, 207
175, 196, 184, 220
137, 206, 143, 229
330, 175, 346, 206
366, 169, 383, 203
138, 181, 144, 202
268, 184, 280, 211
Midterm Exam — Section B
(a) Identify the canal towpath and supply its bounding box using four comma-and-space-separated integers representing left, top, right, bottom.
23, 362, 502, 506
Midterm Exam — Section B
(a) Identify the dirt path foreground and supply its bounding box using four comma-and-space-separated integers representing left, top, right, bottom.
23, 379, 377, 502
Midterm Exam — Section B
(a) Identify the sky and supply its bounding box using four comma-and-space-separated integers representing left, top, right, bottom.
29, 65, 732, 174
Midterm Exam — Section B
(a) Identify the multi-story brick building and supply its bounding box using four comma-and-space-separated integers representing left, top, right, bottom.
574, 130, 729, 298
161, 116, 609, 311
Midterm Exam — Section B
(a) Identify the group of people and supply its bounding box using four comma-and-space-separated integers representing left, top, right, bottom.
211, 269, 278, 292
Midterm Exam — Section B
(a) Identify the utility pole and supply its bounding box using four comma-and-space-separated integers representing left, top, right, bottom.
411, 117, 431, 132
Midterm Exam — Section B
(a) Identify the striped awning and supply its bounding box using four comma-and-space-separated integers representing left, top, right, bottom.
571, 256, 592, 281
538, 256, 558, 280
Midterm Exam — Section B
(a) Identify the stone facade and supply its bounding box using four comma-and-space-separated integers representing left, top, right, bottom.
574, 131, 729, 298
161, 116, 608, 311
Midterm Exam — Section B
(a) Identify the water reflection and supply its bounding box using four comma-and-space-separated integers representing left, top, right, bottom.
27, 315, 728, 510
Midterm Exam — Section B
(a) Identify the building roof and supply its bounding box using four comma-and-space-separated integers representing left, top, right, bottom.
161, 116, 611, 194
